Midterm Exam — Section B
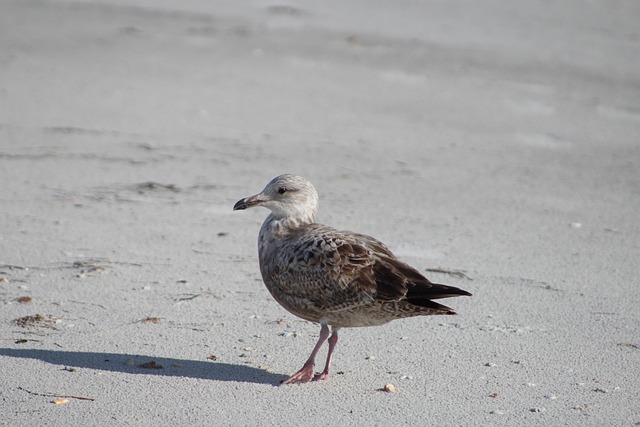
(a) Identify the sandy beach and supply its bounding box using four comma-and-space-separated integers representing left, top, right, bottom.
1, 0, 639, 425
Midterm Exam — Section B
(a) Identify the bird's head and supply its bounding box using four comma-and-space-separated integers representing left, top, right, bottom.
233, 174, 319, 223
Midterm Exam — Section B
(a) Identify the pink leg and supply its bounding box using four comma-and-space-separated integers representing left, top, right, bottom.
313, 327, 339, 381
281, 324, 330, 384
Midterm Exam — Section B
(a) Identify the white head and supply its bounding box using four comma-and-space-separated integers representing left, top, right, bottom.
233, 174, 319, 224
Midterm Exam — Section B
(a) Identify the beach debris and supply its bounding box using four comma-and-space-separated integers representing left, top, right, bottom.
617, 342, 639, 350
17, 387, 95, 401
15, 296, 33, 304
0, 277, 8, 283
279, 331, 301, 338
382, 383, 397, 393
207, 354, 218, 361
53, 399, 69, 405
489, 392, 500, 398
490, 410, 504, 415
529, 407, 545, 413
545, 393, 557, 400
138, 361, 163, 369
175, 291, 218, 302
176, 293, 199, 301
12, 314, 58, 329
137, 316, 162, 324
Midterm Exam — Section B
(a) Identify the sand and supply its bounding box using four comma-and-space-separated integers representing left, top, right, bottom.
1, 0, 639, 425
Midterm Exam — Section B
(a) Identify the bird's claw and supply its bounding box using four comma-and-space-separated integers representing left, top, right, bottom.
312, 372, 329, 381
281, 366, 315, 384
281, 367, 331, 385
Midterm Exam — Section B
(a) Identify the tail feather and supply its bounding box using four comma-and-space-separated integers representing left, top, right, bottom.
407, 281, 472, 300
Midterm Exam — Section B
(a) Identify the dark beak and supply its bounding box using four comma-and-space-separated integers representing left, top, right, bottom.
233, 194, 263, 211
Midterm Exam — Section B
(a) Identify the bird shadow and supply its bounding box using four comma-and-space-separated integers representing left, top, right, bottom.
0, 347, 287, 385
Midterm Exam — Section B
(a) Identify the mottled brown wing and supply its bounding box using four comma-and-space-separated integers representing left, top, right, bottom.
264, 227, 379, 310
275, 226, 470, 312
324, 230, 470, 303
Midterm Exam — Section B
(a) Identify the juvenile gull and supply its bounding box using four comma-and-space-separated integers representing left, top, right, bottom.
233, 175, 471, 384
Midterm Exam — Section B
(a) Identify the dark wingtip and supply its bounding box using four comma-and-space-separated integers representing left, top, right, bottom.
443, 286, 472, 298
411, 284, 473, 300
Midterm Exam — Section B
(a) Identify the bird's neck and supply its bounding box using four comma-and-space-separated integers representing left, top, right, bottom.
262, 211, 316, 237
258, 213, 315, 265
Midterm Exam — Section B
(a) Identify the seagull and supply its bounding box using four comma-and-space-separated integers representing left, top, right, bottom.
233, 174, 471, 384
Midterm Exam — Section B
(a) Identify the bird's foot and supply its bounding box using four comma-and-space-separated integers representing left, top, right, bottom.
312, 371, 329, 381
281, 365, 315, 384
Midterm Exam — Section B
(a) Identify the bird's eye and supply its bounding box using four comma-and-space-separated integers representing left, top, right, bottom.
278, 187, 287, 194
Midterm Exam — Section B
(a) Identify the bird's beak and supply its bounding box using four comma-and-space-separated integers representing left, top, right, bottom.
233, 194, 264, 211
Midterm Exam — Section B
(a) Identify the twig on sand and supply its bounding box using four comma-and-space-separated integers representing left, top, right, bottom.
17, 387, 95, 401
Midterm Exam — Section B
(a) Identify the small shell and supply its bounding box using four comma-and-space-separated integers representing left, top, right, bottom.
383, 383, 397, 393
